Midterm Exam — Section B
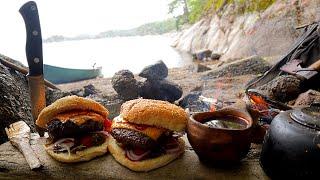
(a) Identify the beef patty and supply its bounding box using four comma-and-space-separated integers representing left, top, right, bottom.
111, 128, 158, 150
47, 119, 103, 140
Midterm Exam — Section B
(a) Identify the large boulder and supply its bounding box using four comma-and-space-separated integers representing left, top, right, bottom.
139, 79, 182, 103
111, 70, 139, 101
138, 60, 168, 80
0, 57, 33, 144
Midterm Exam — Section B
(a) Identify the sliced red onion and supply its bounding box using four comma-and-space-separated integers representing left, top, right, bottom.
53, 138, 75, 147
164, 138, 181, 154
125, 149, 150, 161
46, 138, 75, 156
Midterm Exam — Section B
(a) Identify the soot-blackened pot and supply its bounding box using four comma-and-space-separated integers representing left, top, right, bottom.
260, 106, 320, 178
187, 103, 253, 166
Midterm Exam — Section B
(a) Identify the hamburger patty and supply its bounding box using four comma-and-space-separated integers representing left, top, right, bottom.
47, 119, 103, 140
111, 128, 157, 150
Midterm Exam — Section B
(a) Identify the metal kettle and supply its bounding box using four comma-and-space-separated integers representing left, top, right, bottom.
260, 105, 320, 178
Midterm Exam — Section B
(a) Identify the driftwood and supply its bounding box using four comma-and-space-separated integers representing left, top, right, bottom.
0, 58, 59, 90
5, 121, 42, 170
0, 135, 268, 179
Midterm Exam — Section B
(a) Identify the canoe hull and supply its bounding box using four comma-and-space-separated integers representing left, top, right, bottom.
44, 64, 102, 84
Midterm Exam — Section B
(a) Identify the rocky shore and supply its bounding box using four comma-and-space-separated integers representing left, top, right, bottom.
172, 0, 320, 61
58, 56, 272, 102
0, 52, 274, 144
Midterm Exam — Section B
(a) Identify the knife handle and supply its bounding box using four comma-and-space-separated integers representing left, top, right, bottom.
19, 1, 43, 76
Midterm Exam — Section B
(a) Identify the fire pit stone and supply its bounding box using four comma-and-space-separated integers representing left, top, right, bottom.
111, 70, 140, 101
138, 60, 168, 80
294, 89, 320, 106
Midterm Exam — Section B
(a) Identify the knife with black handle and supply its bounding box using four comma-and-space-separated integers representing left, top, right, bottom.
20, 1, 46, 136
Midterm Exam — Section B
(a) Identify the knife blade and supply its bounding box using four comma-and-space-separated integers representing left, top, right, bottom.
20, 1, 46, 136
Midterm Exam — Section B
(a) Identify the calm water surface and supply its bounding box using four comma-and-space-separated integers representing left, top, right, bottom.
43, 35, 193, 77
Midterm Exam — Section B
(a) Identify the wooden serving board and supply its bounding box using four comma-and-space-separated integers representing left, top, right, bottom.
0, 134, 268, 179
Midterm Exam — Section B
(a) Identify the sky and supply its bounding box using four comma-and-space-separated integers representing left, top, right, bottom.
0, 0, 173, 63
0, 0, 171, 38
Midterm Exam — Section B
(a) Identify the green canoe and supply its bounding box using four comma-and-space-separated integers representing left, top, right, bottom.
44, 64, 102, 84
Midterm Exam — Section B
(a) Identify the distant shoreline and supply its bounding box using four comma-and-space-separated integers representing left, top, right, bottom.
43, 34, 173, 44
44, 18, 178, 43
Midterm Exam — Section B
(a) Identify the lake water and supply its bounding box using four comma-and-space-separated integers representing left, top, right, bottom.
39, 35, 192, 77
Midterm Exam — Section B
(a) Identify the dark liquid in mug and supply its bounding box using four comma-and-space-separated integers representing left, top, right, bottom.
203, 116, 247, 130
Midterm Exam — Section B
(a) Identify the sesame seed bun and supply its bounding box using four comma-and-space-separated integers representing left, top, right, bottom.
44, 138, 108, 163
36, 95, 109, 129
108, 136, 185, 172
120, 99, 188, 132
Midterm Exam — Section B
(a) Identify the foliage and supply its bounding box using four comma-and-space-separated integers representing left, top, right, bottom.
96, 19, 177, 38
168, 0, 276, 24
136, 19, 177, 35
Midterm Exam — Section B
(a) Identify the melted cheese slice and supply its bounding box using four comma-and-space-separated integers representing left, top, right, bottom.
112, 116, 166, 140
54, 111, 104, 125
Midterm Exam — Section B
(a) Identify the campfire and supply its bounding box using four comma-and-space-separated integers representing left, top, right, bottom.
246, 89, 291, 124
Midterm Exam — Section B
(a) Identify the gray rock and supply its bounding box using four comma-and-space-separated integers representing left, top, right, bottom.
111, 70, 139, 100
69, 84, 99, 97
196, 63, 211, 72
139, 79, 182, 103
88, 95, 123, 119
294, 89, 320, 107
70, 88, 85, 97
203, 56, 270, 79
83, 84, 98, 97
193, 49, 212, 61
139, 60, 168, 80
0, 59, 33, 144
211, 53, 221, 60
46, 88, 72, 106
178, 91, 211, 112
258, 75, 301, 102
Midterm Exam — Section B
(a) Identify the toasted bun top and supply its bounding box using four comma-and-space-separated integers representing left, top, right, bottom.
120, 99, 188, 132
36, 96, 109, 128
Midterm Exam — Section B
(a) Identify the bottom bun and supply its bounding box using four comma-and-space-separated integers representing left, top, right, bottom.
45, 138, 109, 163
108, 136, 185, 172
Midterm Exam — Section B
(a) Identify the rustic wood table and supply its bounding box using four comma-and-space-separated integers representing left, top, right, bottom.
0, 134, 268, 179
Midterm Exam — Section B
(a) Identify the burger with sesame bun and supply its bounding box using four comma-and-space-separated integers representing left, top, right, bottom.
36, 96, 112, 163
108, 98, 188, 172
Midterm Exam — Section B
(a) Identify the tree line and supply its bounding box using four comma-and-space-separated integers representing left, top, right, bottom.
169, 0, 276, 28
